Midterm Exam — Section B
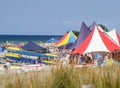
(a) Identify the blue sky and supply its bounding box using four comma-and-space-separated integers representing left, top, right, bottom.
0, 0, 120, 35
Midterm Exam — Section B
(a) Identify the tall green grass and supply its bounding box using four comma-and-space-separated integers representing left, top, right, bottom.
0, 65, 120, 88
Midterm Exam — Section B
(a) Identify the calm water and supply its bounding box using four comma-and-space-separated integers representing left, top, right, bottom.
0, 35, 62, 44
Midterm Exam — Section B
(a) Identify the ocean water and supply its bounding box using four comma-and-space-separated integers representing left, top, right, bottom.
0, 35, 62, 44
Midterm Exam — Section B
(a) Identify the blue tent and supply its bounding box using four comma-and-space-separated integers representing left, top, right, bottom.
21, 41, 47, 52
46, 38, 58, 43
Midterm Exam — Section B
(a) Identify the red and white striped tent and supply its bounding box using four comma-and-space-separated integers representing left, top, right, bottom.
72, 26, 120, 54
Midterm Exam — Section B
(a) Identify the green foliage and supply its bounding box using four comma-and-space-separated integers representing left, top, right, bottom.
72, 30, 79, 36
98, 24, 109, 32
50, 66, 76, 88
66, 30, 79, 36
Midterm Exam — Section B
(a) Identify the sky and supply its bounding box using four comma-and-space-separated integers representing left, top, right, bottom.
0, 0, 120, 35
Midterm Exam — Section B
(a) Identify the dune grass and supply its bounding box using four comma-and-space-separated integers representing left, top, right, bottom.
0, 65, 120, 88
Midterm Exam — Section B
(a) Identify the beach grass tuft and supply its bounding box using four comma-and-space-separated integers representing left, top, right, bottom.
0, 65, 120, 88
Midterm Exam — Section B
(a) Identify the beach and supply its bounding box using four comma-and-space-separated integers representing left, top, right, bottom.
0, 23, 120, 88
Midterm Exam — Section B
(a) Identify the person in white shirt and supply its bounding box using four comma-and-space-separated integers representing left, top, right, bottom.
60, 54, 70, 66
4, 58, 11, 70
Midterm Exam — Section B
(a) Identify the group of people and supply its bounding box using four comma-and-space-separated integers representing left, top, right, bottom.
58, 51, 93, 66
58, 50, 119, 67
68, 53, 93, 65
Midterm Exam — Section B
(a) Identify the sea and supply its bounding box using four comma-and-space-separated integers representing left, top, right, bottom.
0, 35, 62, 45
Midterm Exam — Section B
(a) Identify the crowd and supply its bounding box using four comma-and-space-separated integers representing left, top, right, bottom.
58, 49, 119, 67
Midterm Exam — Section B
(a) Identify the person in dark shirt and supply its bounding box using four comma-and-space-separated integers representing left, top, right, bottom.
36, 57, 42, 64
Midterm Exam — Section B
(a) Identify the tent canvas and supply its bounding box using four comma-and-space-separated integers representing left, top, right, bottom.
55, 31, 77, 47
72, 26, 120, 54
70, 22, 91, 49
98, 26, 105, 32
105, 29, 120, 46
58, 43, 73, 49
21, 41, 47, 52
55, 33, 68, 46
89, 21, 97, 30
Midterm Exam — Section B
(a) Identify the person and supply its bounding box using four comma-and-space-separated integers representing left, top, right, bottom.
4, 58, 11, 71
104, 53, 109, 60
84, 53, 89, 63
101, 53, 118, 66
36, 57, 42, 65
79, 54, 84, 64
60, 53, 70, 66
65, 53, 70, 64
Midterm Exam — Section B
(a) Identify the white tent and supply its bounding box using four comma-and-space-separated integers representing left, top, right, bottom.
105, 29, 120, 46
